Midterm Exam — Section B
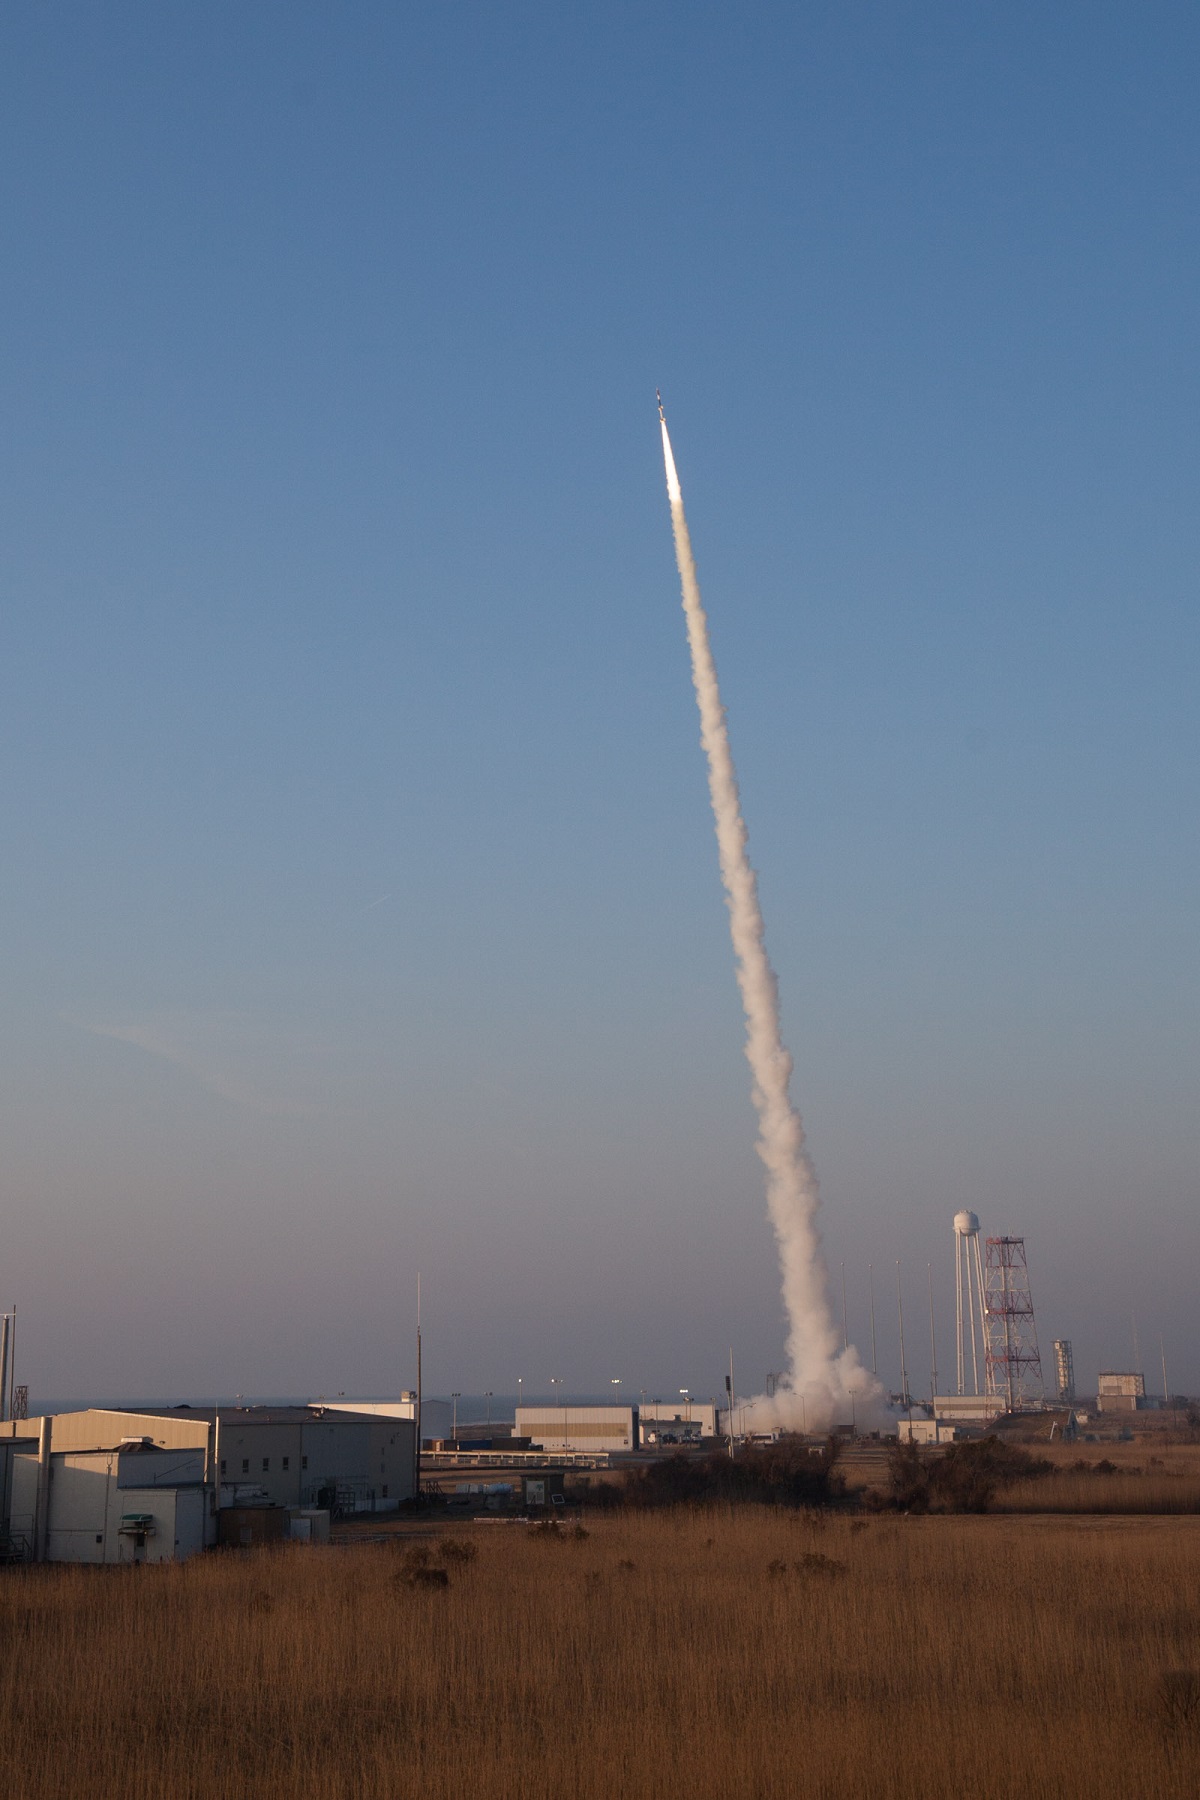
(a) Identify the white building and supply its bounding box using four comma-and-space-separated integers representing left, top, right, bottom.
312, 1398, 417, 1421
0, 1432, 209, 1565
516, 1405, 638, 1453
897, 1418, 957, 1445
0, 1402, 416, 1563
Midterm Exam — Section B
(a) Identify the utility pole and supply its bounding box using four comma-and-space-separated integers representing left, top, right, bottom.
725, 1349, 737, 1460
414, 1275, 422, 1504
896, 1261, 911, 1411
869, 1264, 877, 1375
841, 1262, 848, 1352
927, 1262, 939, 1403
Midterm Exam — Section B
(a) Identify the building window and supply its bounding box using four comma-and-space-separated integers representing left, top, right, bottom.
282, 1457, 289, 1471
301, 1455, 308, 1471
242, 1459, 249, 1475
220, 1460, 226, 1476
382, 1485, 388, 1499
262, 1459, 270, 1473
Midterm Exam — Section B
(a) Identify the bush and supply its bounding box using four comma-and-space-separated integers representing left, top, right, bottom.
623, 1437, 841, 1510
438, 1537, 478, 1565
887, 1436, 1052, 1514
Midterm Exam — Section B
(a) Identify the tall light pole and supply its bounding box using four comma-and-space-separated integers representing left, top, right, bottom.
550, 1377, 565, 1450
415, 1277, 422, 1501
726, 1349, 737, 1461
484, 1391, 493, 1431
897, 1261, 911, 1411
451, 1392, 461, 1443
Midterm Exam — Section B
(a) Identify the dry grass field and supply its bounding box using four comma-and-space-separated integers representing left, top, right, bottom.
995, 1440, 1200, 1513
2, 1507, 1199, 1799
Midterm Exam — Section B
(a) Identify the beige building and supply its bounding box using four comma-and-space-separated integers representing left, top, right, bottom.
1097, 1372, 1146, 1414
516, 1405, 638, 1453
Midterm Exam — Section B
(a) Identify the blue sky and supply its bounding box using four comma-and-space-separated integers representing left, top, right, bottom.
2, 4, 1197, 1404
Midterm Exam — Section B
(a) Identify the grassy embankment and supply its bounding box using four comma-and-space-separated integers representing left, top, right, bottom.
2, 1507, 1199, 1798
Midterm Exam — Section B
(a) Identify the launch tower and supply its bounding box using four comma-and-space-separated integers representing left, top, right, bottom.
983, 1237, 1045, 1409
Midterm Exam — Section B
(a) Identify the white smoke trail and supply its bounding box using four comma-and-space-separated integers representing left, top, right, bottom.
659, 409, 881, 1432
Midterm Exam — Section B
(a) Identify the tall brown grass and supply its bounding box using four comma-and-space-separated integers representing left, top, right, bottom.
2, 1509, 1199, 1798
992, 1441, 1200, 1513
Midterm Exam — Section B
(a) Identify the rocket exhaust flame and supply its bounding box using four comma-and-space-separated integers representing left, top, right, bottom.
658, 399, 880, 1432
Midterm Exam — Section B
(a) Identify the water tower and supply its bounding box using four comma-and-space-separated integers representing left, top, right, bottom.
953, 1210, 987, 1395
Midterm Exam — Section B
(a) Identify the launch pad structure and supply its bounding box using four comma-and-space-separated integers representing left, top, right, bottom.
983, 1235, 1045, 1409
952, 1214, 1045, 1412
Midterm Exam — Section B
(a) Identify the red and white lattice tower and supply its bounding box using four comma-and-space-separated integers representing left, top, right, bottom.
982, 1236, 1045, 1410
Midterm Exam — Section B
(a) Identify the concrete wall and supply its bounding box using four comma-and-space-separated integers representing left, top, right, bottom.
8, 1449, 39, 1545
1098, 1373, 1145, 1399
931, 1394, 1007, 1424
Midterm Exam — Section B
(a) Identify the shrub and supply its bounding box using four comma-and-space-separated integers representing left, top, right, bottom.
1158, 1670, 1200, 1732
624, 1437, 841, 1510
795, 1553, 846, 1578
438, 1538, 478, 1565
887, 1437, 1053, 1514
407, 1567, 450, 1591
